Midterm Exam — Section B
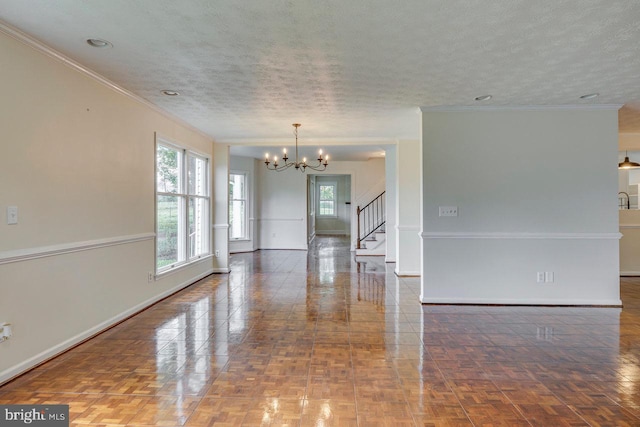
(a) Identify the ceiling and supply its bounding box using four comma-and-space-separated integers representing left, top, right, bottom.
2, 0, 640, 160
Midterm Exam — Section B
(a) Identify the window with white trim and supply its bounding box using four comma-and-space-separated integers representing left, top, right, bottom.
229, 172, 247, 240
156, 139, 210, 272
318, 182, 337, 217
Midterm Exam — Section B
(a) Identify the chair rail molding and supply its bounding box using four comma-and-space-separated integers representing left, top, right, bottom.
0, 233, 155, 265
420, 232, 622, 240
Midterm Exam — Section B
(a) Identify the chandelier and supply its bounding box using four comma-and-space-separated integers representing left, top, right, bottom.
264, 123, 329, 172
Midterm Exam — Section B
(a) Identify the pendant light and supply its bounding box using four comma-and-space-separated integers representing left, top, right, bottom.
619, 151, 640, 169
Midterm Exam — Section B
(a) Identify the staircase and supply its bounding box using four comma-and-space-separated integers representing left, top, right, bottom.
355, 226, 386, 256
355, 191, 386, 256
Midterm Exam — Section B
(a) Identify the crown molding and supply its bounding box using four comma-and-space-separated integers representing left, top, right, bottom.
0, 20, 212, 142
420, 104, 623, 113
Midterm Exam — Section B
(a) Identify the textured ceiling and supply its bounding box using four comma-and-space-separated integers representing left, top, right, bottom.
2, 0, 640, 157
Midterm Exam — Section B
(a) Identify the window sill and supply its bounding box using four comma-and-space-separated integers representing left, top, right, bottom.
155, 254, 213, 280
230, 238, 251, 242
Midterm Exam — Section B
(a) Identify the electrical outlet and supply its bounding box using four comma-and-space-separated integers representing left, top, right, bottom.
438, 206, 458, 217
0, 323, 12, 343
7, 206, 18, 225
536, 272, 545, 283
215, 250, 220, 258
148, 272, 154, 282
536, 326, 554, 341
545, 272, 554, 283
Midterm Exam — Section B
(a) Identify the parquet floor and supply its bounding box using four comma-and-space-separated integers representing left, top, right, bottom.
2, 236, 640, 426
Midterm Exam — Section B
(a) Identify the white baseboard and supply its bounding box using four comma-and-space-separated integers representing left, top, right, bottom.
395, 269, 421, 277
620, 271, 640, 276
229, 248, 258, 254
385, 258, 396, 263
0, 269, 214, 385
420, 296, 623, 306
212, 268, 231, 273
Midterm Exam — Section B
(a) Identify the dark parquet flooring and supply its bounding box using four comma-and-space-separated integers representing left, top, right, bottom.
1, 236, 640, 426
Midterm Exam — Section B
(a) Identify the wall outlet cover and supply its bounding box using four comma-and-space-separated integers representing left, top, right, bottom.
7, 206, 18, 225
438, 206, 458, 217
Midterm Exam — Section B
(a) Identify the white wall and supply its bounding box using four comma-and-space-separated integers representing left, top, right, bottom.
315, 175, 351, 235
307, 175, 316, 242
0, 30, 217, 382
256, 163, 308, 250
229, 156, 258, 253
385, 146, 397, 263
256, 159, 385, 250
421, 108, 620, 305
395, 140, 422, 275
212, 144, 230, 270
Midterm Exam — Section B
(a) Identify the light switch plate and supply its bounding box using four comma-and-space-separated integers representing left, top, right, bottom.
438, 206, 458, 217
7, 206, 18, 225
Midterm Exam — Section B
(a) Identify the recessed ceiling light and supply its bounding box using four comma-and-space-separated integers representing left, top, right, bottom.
86, 38, 112, 48
580, 93, 599, 100
161, 90, 180, 96
475, 95, 492, 101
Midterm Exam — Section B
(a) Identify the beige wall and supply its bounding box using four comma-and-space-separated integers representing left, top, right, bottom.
619, 210, 640, 275
0, 29, 215, 382
619, 133, 640, 151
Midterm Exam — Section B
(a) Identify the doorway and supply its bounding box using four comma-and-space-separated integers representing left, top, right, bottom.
307, 174, 352, 244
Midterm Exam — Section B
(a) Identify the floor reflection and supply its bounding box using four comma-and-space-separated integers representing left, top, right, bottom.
1, 236, 640, 425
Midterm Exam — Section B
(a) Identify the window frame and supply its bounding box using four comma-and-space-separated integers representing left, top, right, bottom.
155, 136, 211, 276
229, 171, 249, 241
317, 181, 338, 218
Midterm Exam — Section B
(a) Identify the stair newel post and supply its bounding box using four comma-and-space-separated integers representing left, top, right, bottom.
357, 205, 361, 249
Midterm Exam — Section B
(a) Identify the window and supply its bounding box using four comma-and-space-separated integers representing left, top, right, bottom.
318, 183, 337, 216
229, 172, 247, 240
156, 140, 210, 272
